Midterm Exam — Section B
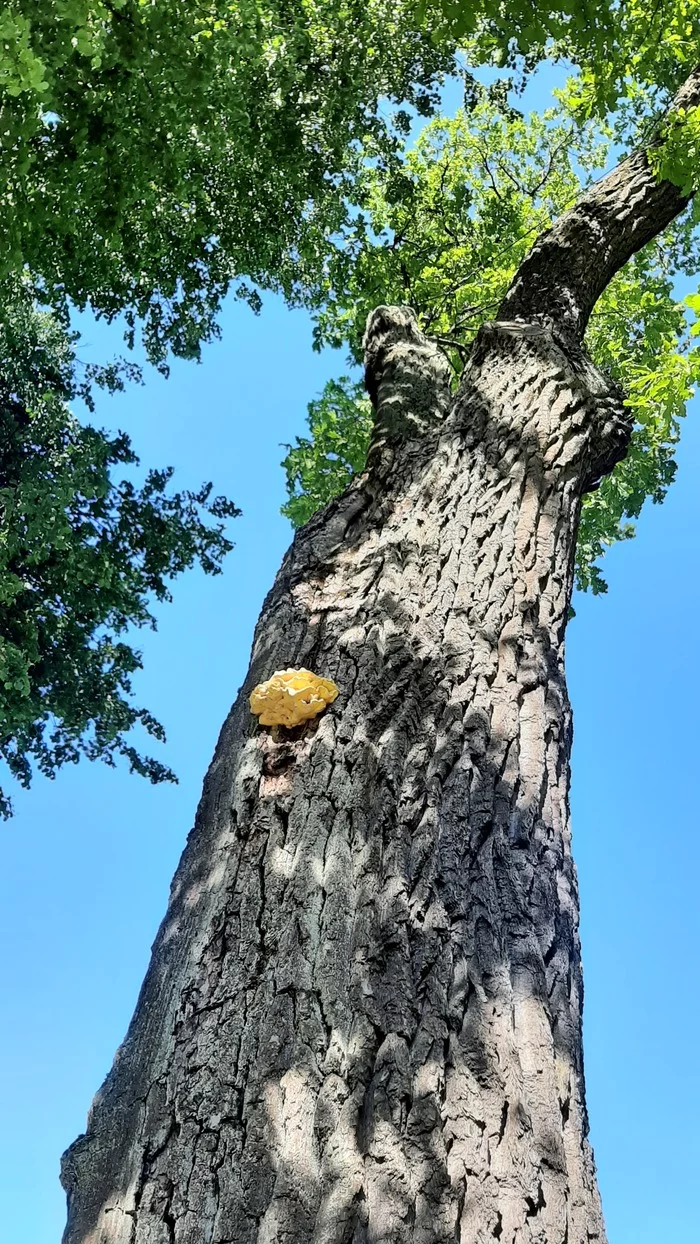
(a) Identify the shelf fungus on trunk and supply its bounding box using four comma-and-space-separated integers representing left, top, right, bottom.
249, 667, 339, 728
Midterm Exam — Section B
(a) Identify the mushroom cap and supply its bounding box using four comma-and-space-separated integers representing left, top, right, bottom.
249, 667, 339, 728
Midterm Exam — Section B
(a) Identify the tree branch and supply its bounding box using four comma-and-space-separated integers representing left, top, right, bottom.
497, 65, 700, 341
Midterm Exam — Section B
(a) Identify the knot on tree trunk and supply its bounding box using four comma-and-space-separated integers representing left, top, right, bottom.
462, 319, 632, 493
363, 305, 453, 447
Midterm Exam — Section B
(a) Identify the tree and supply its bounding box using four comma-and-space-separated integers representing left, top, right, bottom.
0, 284, 239, 816
60, 63, 700, 1244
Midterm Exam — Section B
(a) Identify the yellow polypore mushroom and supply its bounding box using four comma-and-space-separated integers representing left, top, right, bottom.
249, 667, 339, 728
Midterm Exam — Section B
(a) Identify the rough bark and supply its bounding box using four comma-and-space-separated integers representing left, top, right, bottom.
61, 67, 699, 1244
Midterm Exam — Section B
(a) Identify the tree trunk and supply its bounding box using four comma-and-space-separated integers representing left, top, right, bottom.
61, 67, 700, 1244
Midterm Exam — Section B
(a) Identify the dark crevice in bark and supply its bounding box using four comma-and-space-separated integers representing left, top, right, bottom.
162, 1182, 176, 1244
497, 1098, 509, 1145
525, 1182, 547, 1217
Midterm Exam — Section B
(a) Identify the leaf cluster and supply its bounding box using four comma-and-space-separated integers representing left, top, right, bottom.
0, 286, 239, 815
0, 0, 454, 365
280, 378, 373, 529
422, 0, 700, 113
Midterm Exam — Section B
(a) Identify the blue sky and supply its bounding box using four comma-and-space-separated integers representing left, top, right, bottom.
1, 71, 699, 1244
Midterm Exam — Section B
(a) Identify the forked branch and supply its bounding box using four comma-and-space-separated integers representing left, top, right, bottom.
497, 65, 700, 340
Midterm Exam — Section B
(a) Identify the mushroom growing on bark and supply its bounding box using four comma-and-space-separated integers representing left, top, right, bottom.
250, 668, 339, 728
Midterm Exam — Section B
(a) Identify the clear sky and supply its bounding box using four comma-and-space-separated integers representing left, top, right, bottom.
1, 72, 698, 1244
